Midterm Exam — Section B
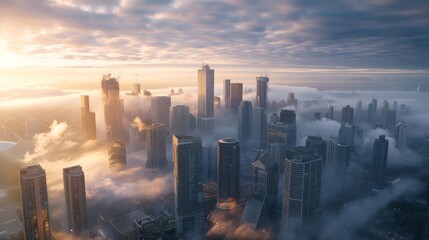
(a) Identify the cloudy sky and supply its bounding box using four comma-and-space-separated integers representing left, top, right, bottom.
1, 0, 429, 88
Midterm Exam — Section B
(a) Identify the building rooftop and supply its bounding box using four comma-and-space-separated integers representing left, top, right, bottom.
219, 137, 239, 144
109, 210, 147, 235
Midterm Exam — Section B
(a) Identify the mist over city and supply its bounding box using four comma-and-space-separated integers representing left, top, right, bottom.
1, 0, 429, 240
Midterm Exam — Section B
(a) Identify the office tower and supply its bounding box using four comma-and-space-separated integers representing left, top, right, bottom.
20, 165, 51, 240
255, 76, 269, 109
267, 122, 297, 148
108, 140, 126, 172
270, 113, 280, 123
371, 135, 389, 190
238, 101, 253, 143
151, 96, 171, 131
218, 138, 240, 202
314, 112, 321, 121
305, 136, 327, 166
170, 105, 191, 136
341, 105, 354, 124
129, 123, 141, 152
134, 216, 160, 240
355, 100, 363, 124
214, 96, 221, 110
367, 102, 375, 125
395, 122, 407, 151
371, 98, 378, 122
334, 144, 351, 180
132, 83, 141, 95
80, 95, 97, 140
392, 101, 398, 111
101, 74, 124, 140
270, 143, 287, 173
381, 100, 390, 128
230, 83, 243, 113
386, 109, 397, 132
325, 105, 334, 120
251, 107, 267, 148
203, 143, 218, 182
197, 64, 215, 133
252, 153, 278, 221
223, 79, 231, 110
63, 166, 88, 238
326, 137, 338, 167
160, 210, 176, 239
286, 92, 298, 108
279, 109, 296, 124
146, 123, 166, 169
172, 136, 205, 239
345, 162, 362, 199
282, 147, 322, 239
339, 123, 356, 148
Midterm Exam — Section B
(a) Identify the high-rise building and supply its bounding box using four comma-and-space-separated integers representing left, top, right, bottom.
203, 143, 218, 182
214, 96, 221, 110
339, 123, 356, 149
314, 112, 321, 121
170, 105, 191, 136
223, 79, 231, 110
146, 123, 166, 169
325, 105, 334, 120
395, 122, 407, 151
132, 83, 141, 95
270, 143, 287, 173
371, 135, 389, 190
251, 107, 267, 149
134, 215, 160, 240
381, 100, 390, 128
305, 136, 327, 166
326, 137, 338, 167
252, 153, 279, 221
172, 136, 205, 239
341, 105, 354, 125
386, 109, 397, 132
108, 140, 126, 172
80, 95, 97, 140
255, 76, 269, 109
101, 74, 124, 140
282, 147, 322, 239
129, 123, 142, 152
371, 98, 378, 123
267, 122, 297, 148
218, 138, 240, 203
270, 112, 280, 123
355, 100, 363, 124
20, 165, 52, 240
151, 96, 171, 131
63, 166, 88, 238
238, 101, 253, 143
197, 64, 215, 133
392, 101, 398, 111
367, 102, 375, 125
279, 109, 296, 124
230, 83, 243, 113
160, 210, 176, 239
286, 92, 298, 108
334, 143, 351, 180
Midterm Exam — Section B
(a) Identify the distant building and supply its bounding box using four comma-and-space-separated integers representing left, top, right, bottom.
81, 95, 97, 140
20, 165, 52, 240
238, 101, 253, 143
132, 83, 141, 95
203, 143, 218, 182
133, 215, 160, 240
270, 112, 280, 124
109, 140, 126, 172
395, 122, 407, 151
223, 79, 231, 110
218, 138, 240, 203
381, 100, 390, 128
197, 64, 215, 133
230, 83, 243, 113
339, 123, 356, 149
286, 93, 298, 108
371, 135, 389, 190
355, 100, 362, 124
146, 123, 166, 169
314, 112, 321, 121
341, 105, 354, 125
325, 105, 334, 120
305, 136, 327, 166
279, 109, 296, 124
63, 166, 88, 238
269, 143, 287, 173
334, 143, 351, 180
151, 96, 171, 131
267, 122, 297, 148
214, 96, 221, 110
251, 107, 267, 149
170, 105, 191, 136
386, 109, 397, 132
326, 137, 338, 167
255, 76, 269, 109
101, 74, 124, 140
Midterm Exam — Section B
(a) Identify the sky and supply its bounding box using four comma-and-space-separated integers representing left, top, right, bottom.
1, 0, 429, 88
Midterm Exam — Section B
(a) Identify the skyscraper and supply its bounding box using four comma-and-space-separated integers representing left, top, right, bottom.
170, 105, 191, 136
133, 216, 160, 240
325, 105, 334, 120
20, 165, 52, 240
230, 82, 243, 113
334, 143, 351, 180
367, 102, 375, 125
223, 79, 231, 110
255, 76, 269, 109
286, 92, 298, 108
203, 143, 218, 182
395, 122, 407, 151
355, 100, 363, 124
151, 96, 171, 131
172, 135, 205, 239
108, 140, 126, 172
101, 74, 124, 140
371, 135, 389, 190
386, 109, 397, 132
267, 122, 297, 147
381, 100, 390, 128
326, 137, 338, 167
132, 83, 141, 95
197, 64, 215, 133
80, 95, 97, 140
146, 123, 167, 169
63, 166, 88, 238
218, 138, 240, 203
305, 136, 327, 166
238, 101, 253, 143
279, 109, 296, 124
339, 123, 356, 149
341, 105, 354, 125
252, 153, 279, 221
251, 107, 267, 149
282, 147, 322, 239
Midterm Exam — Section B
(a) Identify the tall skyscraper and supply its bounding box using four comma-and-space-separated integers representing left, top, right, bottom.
282, 147, 322, 239
197, 64, 215, 133
238, 101, 253, 143
386, 109, 397, 132
367, 102, 375, 125
279, 109, 296, 124
108, 140, 126, 172
341, 105, 354, 125
339, 123, 356, 149
101, 74, 124, 140
326, 137, 338, 167
252, 153, 279, 221
132, 83, 141, 95
203, 143, 218, 182
251, 107, 267, 149
218, 138, 240, 202
334, 143, 351, 180
172, 136, 205, 239
395, 122, 407, 151
230, 82, 243, 113
286, 92, 298, 108
267, 122, 297, 148
270, 143, 287, 173
255, 76, 269, 109
325, 105, 334, 120
355, 100, 363, 124
381, 100, 390, 128
223, 79, 231, 110
170, 105, 191, 136
305, 136, 327, 166
20, 165, 52, 240
214, 96, 221, 110
80, 95, 97, 140
371, 135, 389, 190
151, 96, 171, 131
146, 123, 167, 169
63, 166, 88, 238
371, 98, 378, 123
